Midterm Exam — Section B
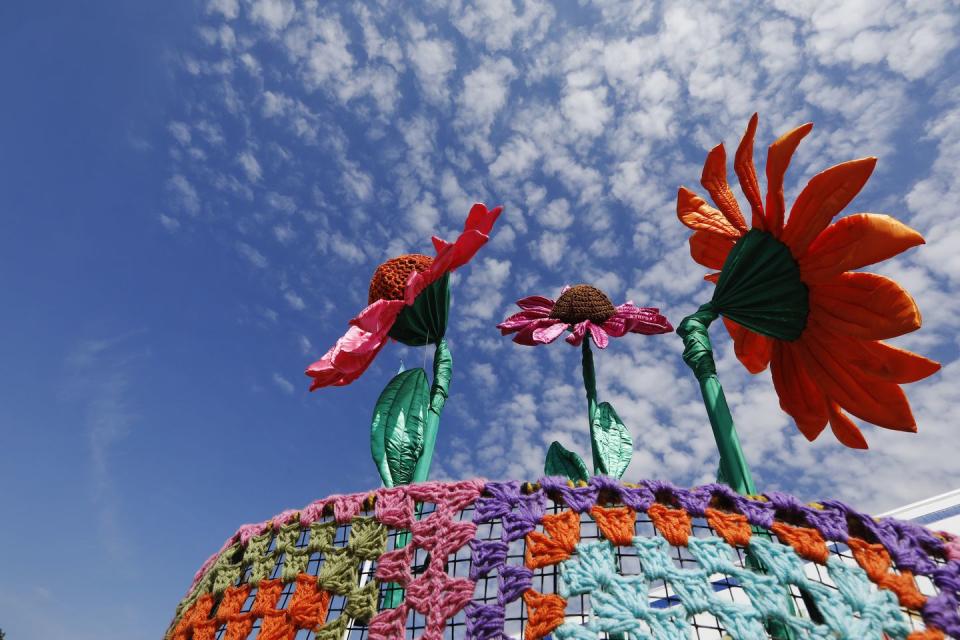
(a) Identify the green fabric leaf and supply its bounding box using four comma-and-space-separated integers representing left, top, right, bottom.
544, 441, 589, 482
370, 368, 429, 487
388, 273, 450, 346
712, 229, 808, 341
590, 401, 632, 478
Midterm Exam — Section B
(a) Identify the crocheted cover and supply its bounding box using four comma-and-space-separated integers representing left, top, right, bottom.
166, 478, 960, 640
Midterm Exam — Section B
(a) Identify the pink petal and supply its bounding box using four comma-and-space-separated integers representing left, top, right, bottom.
601, 316, 628, 338
305, 301, 402, 389
497, 311, 550, 333
402, 204, 503, 303
612, 305, 673, 335
531, 320, 568, 344
565, 321, 589, 346
350, 299, 406, 334
464, 202, 502, 235
588, 322, 610, 348
516, 295, 556, 314
513, 318, 565, 345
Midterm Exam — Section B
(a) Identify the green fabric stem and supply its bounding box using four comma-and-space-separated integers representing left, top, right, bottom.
581, 339, 599, 438
677, 306, 756, 496
411, 338, 452, 483
680, 308, 796, 639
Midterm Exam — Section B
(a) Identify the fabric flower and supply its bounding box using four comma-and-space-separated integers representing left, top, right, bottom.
497, 284, 672, 349
677, 113, 939, 448
306, 203, 502, 389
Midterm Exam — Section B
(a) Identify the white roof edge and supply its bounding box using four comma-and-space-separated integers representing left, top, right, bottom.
879, 487, 960, 522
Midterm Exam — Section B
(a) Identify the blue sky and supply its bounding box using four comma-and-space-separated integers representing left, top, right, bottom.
2, 0, 959, 637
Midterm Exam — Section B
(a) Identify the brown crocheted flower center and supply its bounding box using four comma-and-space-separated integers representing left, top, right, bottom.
550, 284, 615, 324
368, 254, 434, 304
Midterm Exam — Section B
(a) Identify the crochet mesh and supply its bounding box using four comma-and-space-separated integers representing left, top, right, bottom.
368, 254, 434, 304
550, 284, 616, 324
167, 478, 958, 640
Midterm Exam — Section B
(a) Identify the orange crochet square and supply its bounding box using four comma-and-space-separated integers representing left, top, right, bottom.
769, 522, 829, 564
525, 509, 580, 568
647, 503, 691, 547
287, 574, 331, 628
848, 537, 926, 610
590, 505, 636, 546
705, 508, 752, 547
523, 590, 566, 640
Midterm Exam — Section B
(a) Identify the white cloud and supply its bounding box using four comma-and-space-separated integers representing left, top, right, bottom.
406, 35, 456, 103
272, 372, 295, 394
284, 289, 306, 310
238, 151, 262, 182
159, 214, 180, 232
207, 0, 238, 20
168, 121, 191, 146
236, 241, 268, 268
537, 198, 573, 230
167, 174, 199, 215
561, 85, 612, 139
250, 0, 295, 32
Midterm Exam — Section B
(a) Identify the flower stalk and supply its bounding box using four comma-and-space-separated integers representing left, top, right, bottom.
412, 338, 451, 482
677, 304, 757, 496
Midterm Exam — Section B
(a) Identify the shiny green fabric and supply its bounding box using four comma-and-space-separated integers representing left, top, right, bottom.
591, 402, 632, 478
712, 229, 808, 341
388, 273, 450, 346
370, 368, 429, 487
544, 441, 589, 482
677, 310, 757, 496
411, 338, 452, 483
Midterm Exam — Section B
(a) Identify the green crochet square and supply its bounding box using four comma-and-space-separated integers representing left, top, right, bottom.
308, 521, 337, 553
318, 547, 359, 594
348, 517, 387, 560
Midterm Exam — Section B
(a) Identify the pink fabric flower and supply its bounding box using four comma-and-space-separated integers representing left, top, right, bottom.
497, 285, 672, 349
306, 203, 502, 389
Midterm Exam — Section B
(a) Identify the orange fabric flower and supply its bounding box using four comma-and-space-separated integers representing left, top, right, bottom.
677, 114, 940, 448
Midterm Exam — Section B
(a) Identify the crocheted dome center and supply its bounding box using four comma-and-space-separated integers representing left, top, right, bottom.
550, 285, 615, 324
369, 254, 434, 304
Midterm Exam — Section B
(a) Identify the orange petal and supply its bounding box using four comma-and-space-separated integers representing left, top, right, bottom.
770, 341, 828, 441
765, 122, 813, 237
811, 327, 941, 384
809, 272, 921, 340
723, 317, 772, 373
850, 340, 941, 383
677, 187, 742, 239
701, 144, 748, 234
800, 213, 925, 283
735, 113, 765, 231
782, 158, 878, 258
690, 230, 735, 270
705, 272, 721, 283
798, 331, 917, 431
827, 402, 869, 449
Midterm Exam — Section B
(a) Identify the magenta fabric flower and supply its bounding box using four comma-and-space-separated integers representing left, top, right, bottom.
497, 284, 672, 348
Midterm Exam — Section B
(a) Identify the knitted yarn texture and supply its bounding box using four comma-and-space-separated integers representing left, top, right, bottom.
167, 477, 959, 640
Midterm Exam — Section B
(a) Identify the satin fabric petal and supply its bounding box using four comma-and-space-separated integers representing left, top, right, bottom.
405, 204, 503, 304
497, 310, 553, 333
305, 300, 404, 390
690, 230, 736, 270
799, 213, 925, 283
798, 329, 917, 431
676, 187, 743, 239
532, 321, 570, 345
601, 315, 628, 338
588, 322, 610, 349
827, 402, 869, 449
770, 341, 828, 441
805, 323, 940, 384
781, 157, 877, 258
513, 318, 568, 346
765, 122, 813, 236
734, 113, 765, 231
566, 321, 589, 346
701, 143, 748, 233
517, 295, 556, 313
722, 317, 773, 374
808, 272, 921, 340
